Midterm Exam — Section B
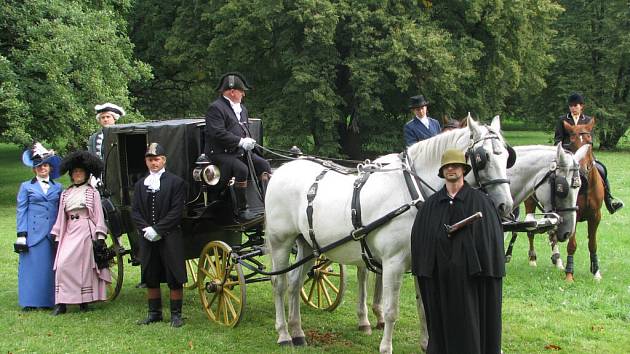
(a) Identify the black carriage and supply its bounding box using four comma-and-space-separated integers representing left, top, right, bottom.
99, 118, 345, 326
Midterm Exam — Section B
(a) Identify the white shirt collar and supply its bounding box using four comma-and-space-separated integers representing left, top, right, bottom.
144, 168, 165, 192
224, 95, 243, 118
416, 116, 430, 128
36, 176, 50, 183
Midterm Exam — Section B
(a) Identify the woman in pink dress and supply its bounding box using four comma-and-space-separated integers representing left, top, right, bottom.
51, 151, 111, 315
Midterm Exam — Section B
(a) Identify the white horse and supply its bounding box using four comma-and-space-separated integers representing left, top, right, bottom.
265, 117, 513, 354
357, 143, 589, 337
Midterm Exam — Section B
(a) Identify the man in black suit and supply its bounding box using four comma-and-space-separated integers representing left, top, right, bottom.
204, 72, 271, 222
132, 143, 187, 327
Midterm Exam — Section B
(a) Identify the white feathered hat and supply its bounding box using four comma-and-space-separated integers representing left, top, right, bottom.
94, 102, 126, 121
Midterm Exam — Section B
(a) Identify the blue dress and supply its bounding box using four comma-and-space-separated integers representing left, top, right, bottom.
16, 178, 62, 308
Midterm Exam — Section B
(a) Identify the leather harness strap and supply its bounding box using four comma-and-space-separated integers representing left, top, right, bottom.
306, 168, 330, 256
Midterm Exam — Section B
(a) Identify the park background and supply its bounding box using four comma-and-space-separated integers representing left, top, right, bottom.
2, 1, 630, 353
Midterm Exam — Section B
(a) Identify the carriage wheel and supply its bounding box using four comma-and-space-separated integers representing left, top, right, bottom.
105, 236, 124, 301
300, 256, 346, 311
197, 241, 246, 327
183, 259, 199, 290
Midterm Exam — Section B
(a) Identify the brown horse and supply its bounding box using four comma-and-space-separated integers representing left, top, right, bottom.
525, 118, 604, 281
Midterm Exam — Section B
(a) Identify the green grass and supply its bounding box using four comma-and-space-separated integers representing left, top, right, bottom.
1, 140, 629, 353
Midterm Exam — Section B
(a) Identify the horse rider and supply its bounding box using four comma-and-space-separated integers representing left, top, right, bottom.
204, 72, 271, 223
404, 95, 441, 146
554, 93, 624, 214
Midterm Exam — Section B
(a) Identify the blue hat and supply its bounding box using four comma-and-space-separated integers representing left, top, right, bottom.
22, 142, 62, 179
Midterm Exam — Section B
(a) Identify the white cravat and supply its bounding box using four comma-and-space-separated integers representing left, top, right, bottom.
36, 176, 50, 194
224, 96, 243, 121
144, 168, 165, 192
417, 116, 430, 129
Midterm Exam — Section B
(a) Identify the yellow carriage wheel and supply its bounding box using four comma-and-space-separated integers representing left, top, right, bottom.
105, 236, 124, 301
300, 256, 346, 311
197, 241, 246, 327
183, 259, 199, 290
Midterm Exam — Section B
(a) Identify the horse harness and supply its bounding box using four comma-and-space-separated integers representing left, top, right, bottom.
304, 154, 427, 273
466, 132, 515, 190
529, 159, 581, 216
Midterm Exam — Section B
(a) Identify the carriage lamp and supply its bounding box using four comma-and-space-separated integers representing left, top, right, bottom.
192, 154, 221, 186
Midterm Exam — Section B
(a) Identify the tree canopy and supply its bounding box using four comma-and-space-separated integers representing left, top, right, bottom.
3, 0, 627, 154
0, 0, 150, 151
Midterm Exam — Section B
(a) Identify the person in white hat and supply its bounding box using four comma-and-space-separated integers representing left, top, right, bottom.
88, 103, 125, 160
15, 142, 63, 311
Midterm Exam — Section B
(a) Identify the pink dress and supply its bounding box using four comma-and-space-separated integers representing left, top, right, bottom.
51, 184, 111, 304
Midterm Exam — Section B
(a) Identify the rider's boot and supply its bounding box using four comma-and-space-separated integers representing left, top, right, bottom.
137, 298, 163, 325
604, 191, 624, 214
234, 181, 260, 223
259, 172, 271, 198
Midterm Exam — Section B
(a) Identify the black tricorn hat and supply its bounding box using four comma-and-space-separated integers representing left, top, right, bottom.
60, 151, 104, 178
567, 93, 584, 105
215, 72, 252, 92
145, 143, 166, 157
408, 95, 429, 109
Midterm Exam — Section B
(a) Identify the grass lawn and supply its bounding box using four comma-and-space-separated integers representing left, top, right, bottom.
1, 134, 629, 353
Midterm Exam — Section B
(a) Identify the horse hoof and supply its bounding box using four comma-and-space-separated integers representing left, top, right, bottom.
358, 325, 372, 334
593, 270, 602, 281
529, 260, 537, 267
278, 340, 292, 346
292, 336, 307, 346
376, 322, 385, 330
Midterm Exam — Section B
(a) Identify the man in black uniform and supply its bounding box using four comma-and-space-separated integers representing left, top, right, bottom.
132, 143, 187, 327
554, 93, 623, 214
204, 72, 271, 222
411, 149, 505, 354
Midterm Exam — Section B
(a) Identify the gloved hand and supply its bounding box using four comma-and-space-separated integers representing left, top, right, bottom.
239, 137, 256, 151
14, 234, 28, 254
143, 226, 161, 242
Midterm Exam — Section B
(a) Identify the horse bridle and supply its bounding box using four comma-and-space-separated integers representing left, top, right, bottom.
531, 160, 581, 215
467, 132, 514, 190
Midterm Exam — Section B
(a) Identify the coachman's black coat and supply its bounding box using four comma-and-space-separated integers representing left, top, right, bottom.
132, 171, 187, 286
411, 182, 505, 354
204, 96, 251, 156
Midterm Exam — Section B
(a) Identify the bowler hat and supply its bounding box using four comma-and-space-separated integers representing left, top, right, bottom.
21, 142, 62, 179
408, 95, 429, 109
145, 143, 166, 157
438, 149, 472, 178
215, 72, 252, 92
567, 93, 584, 105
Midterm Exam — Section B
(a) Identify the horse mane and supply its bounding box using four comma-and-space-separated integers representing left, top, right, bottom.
407, 127, 470, 164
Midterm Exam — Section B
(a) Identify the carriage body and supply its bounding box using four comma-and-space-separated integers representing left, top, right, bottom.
102, 118, 264, 258
98, 118, 343, 325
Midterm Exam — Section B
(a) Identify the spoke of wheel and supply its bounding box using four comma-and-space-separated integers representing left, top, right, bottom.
223, 287, 241, 303
320, 279, 333, 306
305, 277, 317, 303
199, 263, 215, 279
322, 275, 340, 293
216, 293, 224, 322
225, 294, 238, 321
317, 277, 323, 308
221, 296, 229, 325
187, 259, 198, 283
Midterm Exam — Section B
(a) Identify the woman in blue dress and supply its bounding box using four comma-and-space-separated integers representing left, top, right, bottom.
15, 142, 63, 310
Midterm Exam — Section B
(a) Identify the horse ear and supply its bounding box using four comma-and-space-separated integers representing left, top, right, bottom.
587, 116, 595, 129
573, 144, 591, 163
442, 115, 449, 125
467, 113, 481, 137
490, 115, 501, 132
563, 120, 572, 131
556, 143, 569, 163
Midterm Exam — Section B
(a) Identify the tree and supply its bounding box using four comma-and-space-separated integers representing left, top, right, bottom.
536, 0, 630, 149
0, 0, 151, 151
130, 0, 562, 157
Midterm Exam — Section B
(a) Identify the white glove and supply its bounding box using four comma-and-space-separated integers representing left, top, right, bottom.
239, 137, 256, 151
142, 227, 161, 242
16, 237, 26, 245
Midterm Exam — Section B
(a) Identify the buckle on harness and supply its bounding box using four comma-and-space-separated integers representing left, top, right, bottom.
351, 228, 366, 241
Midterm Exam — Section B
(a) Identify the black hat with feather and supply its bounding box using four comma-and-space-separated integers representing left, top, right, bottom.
60, 151, 104, 178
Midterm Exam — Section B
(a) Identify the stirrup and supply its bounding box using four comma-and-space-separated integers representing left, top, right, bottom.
608, 198, 624, 214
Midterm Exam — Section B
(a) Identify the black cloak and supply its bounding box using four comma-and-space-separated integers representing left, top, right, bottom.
411, 182, 505, 354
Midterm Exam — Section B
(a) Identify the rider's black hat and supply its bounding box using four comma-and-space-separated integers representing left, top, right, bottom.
408, 95, 429, 109
567, 93, 584, 105
215, 72, 252, 92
